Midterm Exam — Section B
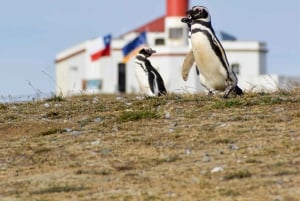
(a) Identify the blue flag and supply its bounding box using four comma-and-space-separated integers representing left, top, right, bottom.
122, 31, 147, 63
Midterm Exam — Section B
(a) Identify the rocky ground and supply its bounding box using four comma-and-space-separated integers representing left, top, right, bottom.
1, 90, 300, 201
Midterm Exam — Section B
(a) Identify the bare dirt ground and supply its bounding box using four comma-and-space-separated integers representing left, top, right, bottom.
1, 90, 300, 201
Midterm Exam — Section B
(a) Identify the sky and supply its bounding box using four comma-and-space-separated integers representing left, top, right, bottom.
0, 0, 299, 98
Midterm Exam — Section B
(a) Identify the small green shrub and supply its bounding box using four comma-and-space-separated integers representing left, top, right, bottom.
45, 94, 65, 102
117, 110, 160, 122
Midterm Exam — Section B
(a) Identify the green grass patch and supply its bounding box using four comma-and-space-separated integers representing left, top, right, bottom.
0, 103, 8, 110
117, 110, 161, 122
210, 99, 244, 109
45, 94, 65, 102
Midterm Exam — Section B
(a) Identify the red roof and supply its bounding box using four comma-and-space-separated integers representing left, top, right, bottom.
127, 15, 165, 34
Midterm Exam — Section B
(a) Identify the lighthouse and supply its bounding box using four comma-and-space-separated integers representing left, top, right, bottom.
164, 0, 189, 46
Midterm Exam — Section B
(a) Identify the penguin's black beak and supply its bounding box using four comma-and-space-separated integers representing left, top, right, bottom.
181, 10, 192, 24
148, 48, 156, 54
141, 48, 156, 57
181, 17, 191, 24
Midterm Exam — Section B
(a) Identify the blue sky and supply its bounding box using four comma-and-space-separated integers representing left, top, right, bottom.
0, 0, 299, 97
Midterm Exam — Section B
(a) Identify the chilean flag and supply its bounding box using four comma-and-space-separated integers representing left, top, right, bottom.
88, 34, 112, 62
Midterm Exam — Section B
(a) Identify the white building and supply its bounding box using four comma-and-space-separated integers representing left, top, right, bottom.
55, 0, 299, 96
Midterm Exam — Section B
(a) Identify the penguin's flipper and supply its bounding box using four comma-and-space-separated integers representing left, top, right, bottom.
148, 69, 167, 96
182, 50, 195, 81
154, 71, 167, 96
148, 71, 157, 95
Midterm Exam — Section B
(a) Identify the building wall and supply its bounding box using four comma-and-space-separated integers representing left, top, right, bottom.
222, 41, 268, 77
56, 47, 86, 96
165, 17, 189, 47
99, 51, 120, 93
238, 74, 279, 92
85, 55, 118, 94
151, 46, 202, 93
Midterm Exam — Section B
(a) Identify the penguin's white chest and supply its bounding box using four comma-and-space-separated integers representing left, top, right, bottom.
191, 33, 227, 90
135, 64, 152, 95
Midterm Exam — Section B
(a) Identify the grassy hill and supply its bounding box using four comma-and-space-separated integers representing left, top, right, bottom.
1, 90, 300, 201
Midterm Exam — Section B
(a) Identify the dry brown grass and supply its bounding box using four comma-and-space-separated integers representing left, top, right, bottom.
1, 89, 300, 201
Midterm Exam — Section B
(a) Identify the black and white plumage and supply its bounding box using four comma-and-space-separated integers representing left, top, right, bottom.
135, 48, 167, 96
181, 6, 243, 97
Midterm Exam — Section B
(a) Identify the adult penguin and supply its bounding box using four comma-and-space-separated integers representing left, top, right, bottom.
181, 6, 243, 97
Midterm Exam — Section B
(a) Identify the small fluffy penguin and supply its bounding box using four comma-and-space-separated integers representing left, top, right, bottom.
135, 48, 167, 96
181, 6, 243, 97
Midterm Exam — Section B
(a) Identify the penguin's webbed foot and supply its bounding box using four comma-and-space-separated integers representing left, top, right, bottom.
208, 90, 214, 96
234, 86, 243, 96
223, 85, 235, 98
223, 85, 243, 98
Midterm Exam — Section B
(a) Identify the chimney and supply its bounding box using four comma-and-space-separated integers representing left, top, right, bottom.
166, 0, 189, 17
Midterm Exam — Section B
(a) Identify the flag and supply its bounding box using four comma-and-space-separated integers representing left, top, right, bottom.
219, 31, 237, 41
122, 31, 147, 63
88, 34, 112, 62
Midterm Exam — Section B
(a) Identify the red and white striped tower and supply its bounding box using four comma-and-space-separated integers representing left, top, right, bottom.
165, 0, 189, 46
166, 0, 188, 17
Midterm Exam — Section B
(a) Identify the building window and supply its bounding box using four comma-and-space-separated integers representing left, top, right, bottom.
231, 63, 240, 75
82, 79, 102, 90
169, 28, 183, 39
70, 66, 78, 71
155, 38, 165, 45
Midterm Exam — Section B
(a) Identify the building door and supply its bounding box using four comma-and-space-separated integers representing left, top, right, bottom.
69, 66, 79, 94
118, 63, 126, 93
